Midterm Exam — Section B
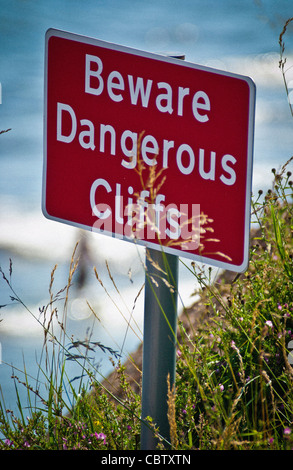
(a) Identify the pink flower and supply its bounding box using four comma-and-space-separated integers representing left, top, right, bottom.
95, 432, 106, 444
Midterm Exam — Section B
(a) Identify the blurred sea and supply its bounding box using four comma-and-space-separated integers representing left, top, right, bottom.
1, 0, 293, 414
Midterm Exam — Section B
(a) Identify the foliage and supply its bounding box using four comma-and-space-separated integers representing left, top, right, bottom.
173, 162, 293, 449
0, 160, 292, 450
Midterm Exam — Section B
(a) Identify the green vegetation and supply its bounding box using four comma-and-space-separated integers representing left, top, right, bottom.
173, 161, 293, 449
0, 159, 292, 450
0, 19, 293, 452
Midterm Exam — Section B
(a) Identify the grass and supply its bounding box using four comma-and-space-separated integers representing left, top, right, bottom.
173, 161, 293, 450
0, 163, 292, 451
0, 19, 293, 451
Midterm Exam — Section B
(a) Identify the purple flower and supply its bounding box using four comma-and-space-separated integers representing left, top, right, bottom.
95, 432, 106, 444
284, 427, 291, 435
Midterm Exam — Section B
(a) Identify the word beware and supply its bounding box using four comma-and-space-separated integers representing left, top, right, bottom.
85, 53, 211, 122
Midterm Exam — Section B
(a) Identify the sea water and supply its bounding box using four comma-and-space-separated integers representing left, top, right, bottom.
1, 0, 293, 415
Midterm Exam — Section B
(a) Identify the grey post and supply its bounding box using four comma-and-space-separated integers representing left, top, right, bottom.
140, 52, 184, 451
140, 249, 179, 449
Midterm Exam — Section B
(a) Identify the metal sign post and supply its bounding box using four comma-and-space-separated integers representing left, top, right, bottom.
141, 248, 179, 449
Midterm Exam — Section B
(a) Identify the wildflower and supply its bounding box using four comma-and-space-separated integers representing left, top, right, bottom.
265, 320, 273, 329
284, 427, 291, 435
4, 439, 13, 447
182, 409, 187, 415
62, 437, 68, 450
95, 432, 106, 444
219, 384, 224, 392
231, 340, 236, 349
127, 425, 132, 431
268, 437, 274, 444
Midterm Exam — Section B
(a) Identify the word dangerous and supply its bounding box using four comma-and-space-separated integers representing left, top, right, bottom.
57, 102, 236, 186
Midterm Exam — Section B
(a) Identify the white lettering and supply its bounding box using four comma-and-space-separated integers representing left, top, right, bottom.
138, 189, 150, 228
166, 206, 181, 239
85, 54, 104, 95
141, 135, 158, 166
107, 71, 124, 102
100, 124, 116, 155
84, 55, 211, 123
128, 76, 153, 107
220, 154, 237, 185
57, 103, 77, 143
121, 130, 137, 169
162, 139, 175, 168
90, 178, 112, 219
79, 119, 95, 150
178, 87, 190, 116
154, 194, 165, 232
199, 149, 216, 180
192, 91, 210, 122
176, 144, 195, 175
115, 183, 124, 224
156, 82, 173, 114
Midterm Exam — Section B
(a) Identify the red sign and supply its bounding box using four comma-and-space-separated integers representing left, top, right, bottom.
43, 29, 255, 272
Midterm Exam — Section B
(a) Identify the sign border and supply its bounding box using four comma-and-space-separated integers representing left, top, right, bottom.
43, 28, 256, 273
